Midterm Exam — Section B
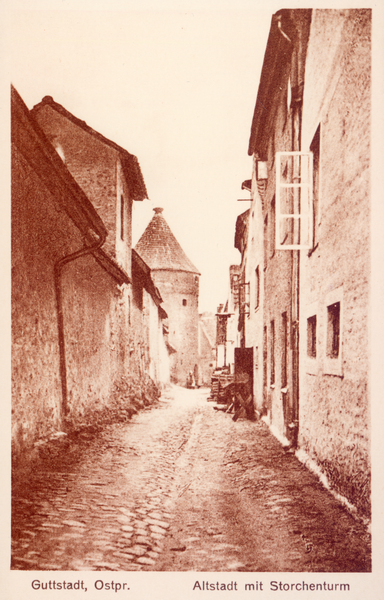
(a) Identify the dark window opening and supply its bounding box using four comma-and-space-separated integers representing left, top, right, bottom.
255, 266, 260, 310
120, 195, 125, 240
310, 125, 320, 248
327, 302, 340, 358
307, 315, 317, 358
281, 312, 288, 387
182, 299, 187, 306
270, 196, 275, 257
270, 320, 275, 385
263, 326, 268, 388
264, 214, 268, 270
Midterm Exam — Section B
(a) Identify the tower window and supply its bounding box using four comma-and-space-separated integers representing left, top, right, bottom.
182, 299, 187, 306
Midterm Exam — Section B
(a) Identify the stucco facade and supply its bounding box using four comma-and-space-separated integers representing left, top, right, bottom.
298, 10, 370, 513
240, 9, 370, 515
11, 88, 166, 462
12, 88, 120, 456
151, 268, 199, 385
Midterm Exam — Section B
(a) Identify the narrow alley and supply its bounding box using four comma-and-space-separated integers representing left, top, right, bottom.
12, 387, 371, 573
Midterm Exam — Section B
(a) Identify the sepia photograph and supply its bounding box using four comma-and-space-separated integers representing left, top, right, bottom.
4, 1, 383, 598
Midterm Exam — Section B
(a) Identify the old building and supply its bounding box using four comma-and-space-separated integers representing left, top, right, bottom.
135, 208, 200, 386
198, 312, 216, 386
239, 9, 370, 515
215, 265, 241, 374
12, 87, 111, 456
131, 249, 170, 387
12, 87, 169, 461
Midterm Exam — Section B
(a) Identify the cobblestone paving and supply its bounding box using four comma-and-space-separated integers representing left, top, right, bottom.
157, 409, 371, 572
11, 386, 371, 572
12, 387, 204, 571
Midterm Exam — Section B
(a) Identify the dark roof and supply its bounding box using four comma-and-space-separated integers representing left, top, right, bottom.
11, 85, 107, 240
93, 248, 130, 285
31, 96, 148, 202
234, 209, 250, 252
241, 179, 252, 192
132, 248, 165, 308
135, 208, 200, 275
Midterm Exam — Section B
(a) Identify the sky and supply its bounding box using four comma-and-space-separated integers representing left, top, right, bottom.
6, 1, 276, 313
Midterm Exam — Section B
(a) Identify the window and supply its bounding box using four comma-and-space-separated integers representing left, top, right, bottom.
270, 320, 275, 385
263, 326, 268, 389
256, 160, 268, 181
270, 197, 276, 258
182, 299, 187, 306
255, 266, 260, 310
254, 346, 259, 370
216, 315, 227, 345
310, 126, 321, 250
324, 287, 343, 377
281, 312, 288, 387
239, 282, 250, 316
326, 303, 340, 358
264, 214, 268, 269
307, 315, 317, 358
120, 195, 125, 240
275, 151, 313, 250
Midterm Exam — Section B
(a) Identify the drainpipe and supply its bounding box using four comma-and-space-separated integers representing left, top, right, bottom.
290, 65, 302, 451
54, 230, 106, 417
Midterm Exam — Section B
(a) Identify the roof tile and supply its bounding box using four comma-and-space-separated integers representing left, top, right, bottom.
135, 208, 200, 274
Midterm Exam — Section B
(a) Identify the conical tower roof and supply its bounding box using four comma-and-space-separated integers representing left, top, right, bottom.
135, 208, 200, 274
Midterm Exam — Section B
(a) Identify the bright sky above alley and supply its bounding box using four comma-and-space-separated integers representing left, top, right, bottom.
6, 0, 277, 312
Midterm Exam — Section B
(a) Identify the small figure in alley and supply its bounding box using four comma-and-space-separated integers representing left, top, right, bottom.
232, 372, 256, 422
186, 370, 195, 389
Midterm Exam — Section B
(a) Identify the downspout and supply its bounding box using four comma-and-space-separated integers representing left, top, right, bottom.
276, 12, 300, 447
290, 43, 302, 451
54, 230, 106, 417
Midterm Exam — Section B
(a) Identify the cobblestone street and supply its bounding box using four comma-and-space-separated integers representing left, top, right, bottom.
12, 386, 371, 572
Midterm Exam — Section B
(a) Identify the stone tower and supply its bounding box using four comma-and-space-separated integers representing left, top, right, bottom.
135, 208, 200, 385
